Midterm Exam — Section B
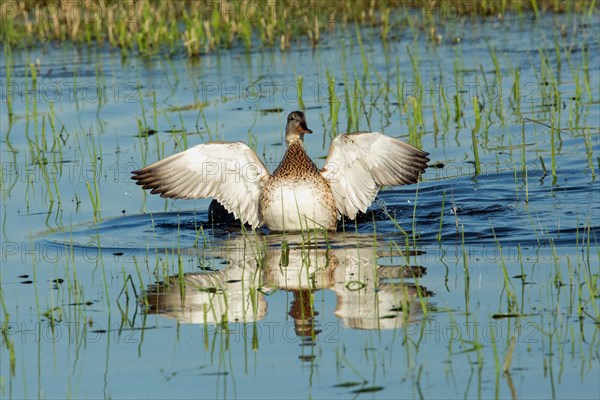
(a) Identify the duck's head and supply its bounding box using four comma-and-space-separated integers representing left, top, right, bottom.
285, 111, 312, 145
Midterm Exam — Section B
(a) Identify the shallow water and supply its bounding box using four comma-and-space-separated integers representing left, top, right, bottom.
1, 11, 599, 399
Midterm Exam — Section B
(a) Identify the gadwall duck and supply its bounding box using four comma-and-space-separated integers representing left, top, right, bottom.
132, 111, 429, 231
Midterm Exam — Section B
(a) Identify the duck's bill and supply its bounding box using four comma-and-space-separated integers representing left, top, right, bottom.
300, 123, 313, 134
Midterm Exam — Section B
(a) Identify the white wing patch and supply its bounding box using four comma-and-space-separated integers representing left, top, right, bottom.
321, 132, 429, 219
132, 142, 269, 228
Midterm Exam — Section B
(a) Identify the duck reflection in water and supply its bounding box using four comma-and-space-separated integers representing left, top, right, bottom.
143, 234, 433, 341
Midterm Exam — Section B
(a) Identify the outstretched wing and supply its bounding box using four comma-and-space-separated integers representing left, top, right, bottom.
132, 142, 269, 228
320, 132, 429, 219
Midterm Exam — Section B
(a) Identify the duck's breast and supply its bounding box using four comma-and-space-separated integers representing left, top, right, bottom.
259, 176, 337, 231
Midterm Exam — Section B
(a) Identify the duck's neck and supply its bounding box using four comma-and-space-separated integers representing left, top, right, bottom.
285, 134, 304, 146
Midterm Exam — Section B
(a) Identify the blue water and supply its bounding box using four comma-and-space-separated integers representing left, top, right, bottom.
1, 11, 599, 399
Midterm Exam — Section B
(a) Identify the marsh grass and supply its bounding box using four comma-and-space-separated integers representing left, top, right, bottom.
0, 288, 16, 376
326, 69, 340, 137
4, 44, 14, 124
471, 96, 482, 175
2, 1, 594, 57
2, 1, 598, 397
296, 75, 305, 110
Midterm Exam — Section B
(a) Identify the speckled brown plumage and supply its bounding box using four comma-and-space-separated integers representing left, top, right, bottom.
271, 140, 320, 178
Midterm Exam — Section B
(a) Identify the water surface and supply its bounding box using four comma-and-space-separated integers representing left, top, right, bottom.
1, 11, 599, 399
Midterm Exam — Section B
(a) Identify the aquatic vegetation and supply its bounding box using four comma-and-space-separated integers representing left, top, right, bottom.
0, 1, 598, 398
1, 1, 595, 56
